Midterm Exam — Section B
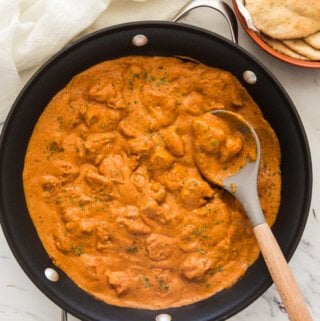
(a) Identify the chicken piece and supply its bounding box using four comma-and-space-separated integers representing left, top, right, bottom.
57, 185, 92, 210
77, 219, 96, 233
179, 254, 211, 280
126, 136, 152, 157
128, 64, 143, 74
68, 100, 87, 127
148, 146, 174, 171
108, 271, 132, 296
179, 178, 213, 209
88, 72, 127, 109
41, 175, 60, 197
192, 113, 244, 162
116, 179, 140, 204
108, 92, 127, 109
82, 256, 108, 281
180, 91, 204, 115
119, 217, 151, 235
77, 254, 109, 283
162, 163, 187, 192
96, 222, 113, 251
179, 224, 200, 252
85, 167, 113, 194
192, 200, 231, 246
51, 160, 80, 183
99, 154, 130, 182
142, 86, 178, 130
69, 98, 86, 112
85, 102, 121, 130
66, 217, 97, 235
118, 119, 139, 138
192, 115, 226, 154
147, 180, 166, 203
220, 135, 243, 163
146, 234, 174, 261
99, 154, 141, 203
197, 70, 243, 107
163, 127, 185, 157
130, 167, 149, 191
53, 225, 71, 253
75, 123, 89, 139
62, 135, 86, 159
117, 205, 151, 235
62, 207, 82, 223
152, 268, 183, 295
141, 199, 171, 224
84, 133, 115, 154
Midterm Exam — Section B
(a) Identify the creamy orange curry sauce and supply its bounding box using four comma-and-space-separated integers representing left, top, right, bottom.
23, 56, 281, 309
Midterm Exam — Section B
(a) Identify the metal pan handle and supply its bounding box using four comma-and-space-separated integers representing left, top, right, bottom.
172, 0, 238, 44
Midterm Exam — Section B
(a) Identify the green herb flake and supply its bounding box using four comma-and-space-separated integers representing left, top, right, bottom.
133, 73, 140, 79
142, 71, 149, 80
156, 77, 167, 86
217, 266, 224, 272
128, 77, 134, 89
192, 227, 201, 237
198, 248, 206, 254
207, 266, 224, 276
57, 116, 63, 125
126, 242, 138, 254
158, 279, 169, 292
210, 140, 218, 148
47, 142, 64, 154
140, 275, 151, 288
208, 269, 215, 276
80, 114, 87, 123
70, 245, 83, 257
175, 127, 182, 134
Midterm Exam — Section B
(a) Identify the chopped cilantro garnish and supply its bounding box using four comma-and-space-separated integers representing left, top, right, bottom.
70, 245, 83, 256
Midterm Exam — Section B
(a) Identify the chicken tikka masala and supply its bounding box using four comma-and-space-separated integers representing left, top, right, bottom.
23, 56, 281, 309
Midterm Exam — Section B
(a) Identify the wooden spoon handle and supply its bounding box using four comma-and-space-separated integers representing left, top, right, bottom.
253, 223, 313, 321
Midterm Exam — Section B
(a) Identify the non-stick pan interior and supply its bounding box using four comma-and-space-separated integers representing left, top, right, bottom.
0, 22, 312, 321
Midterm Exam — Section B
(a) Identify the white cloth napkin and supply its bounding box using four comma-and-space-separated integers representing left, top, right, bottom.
0, 0, 188, 123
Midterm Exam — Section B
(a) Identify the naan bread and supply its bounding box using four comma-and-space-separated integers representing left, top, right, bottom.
283, 39, 320, 60
304, 31, 320, 49
245, 0, 320, 39
262, 35, 310, 60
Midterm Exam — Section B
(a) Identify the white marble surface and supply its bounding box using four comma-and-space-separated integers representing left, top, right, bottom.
1, 4, 320, 321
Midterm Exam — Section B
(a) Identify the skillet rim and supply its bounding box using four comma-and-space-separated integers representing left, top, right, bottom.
0, 21, 312, 321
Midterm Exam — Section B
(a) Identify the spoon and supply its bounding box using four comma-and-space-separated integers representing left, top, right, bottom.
202, 110, 313, 321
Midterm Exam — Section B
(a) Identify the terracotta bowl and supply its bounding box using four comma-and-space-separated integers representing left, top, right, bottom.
232, 0, 320, 69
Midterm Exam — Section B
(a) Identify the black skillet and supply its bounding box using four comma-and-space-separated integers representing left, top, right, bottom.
0, 0, 312, 321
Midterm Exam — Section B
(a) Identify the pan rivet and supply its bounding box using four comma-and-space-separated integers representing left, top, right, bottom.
155, 314, 172, 321
243, 70, 257, 84
132, 34, 148, 47
44, 268, 59, 282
